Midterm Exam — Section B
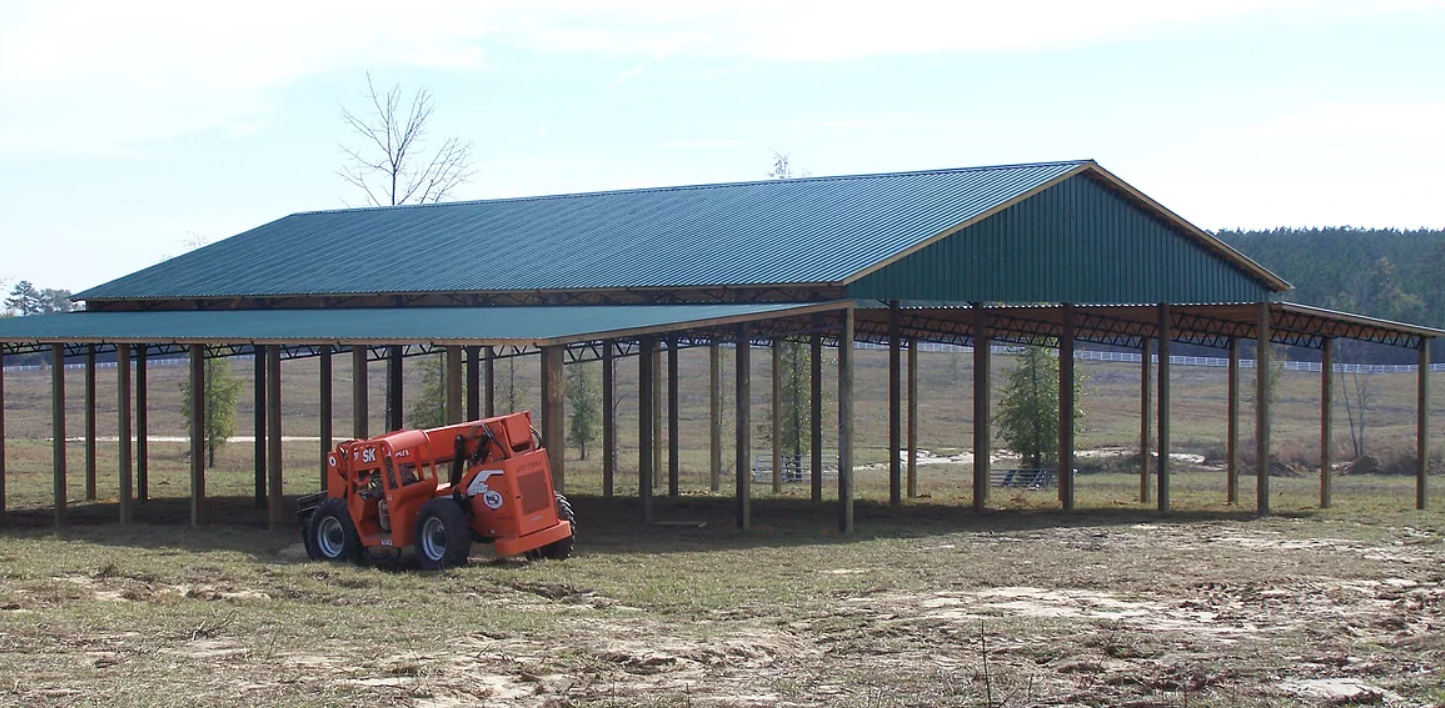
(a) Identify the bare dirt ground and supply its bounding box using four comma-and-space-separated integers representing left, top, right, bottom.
2, 487, 1443, 708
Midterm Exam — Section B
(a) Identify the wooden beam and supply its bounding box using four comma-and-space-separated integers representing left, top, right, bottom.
319, 345, 332, 490
541, 345, 566, 494
484, 346, 496, 418
136, 345, 147, 504
351, 346, 368, 439
668, 338, 680, 498
189, 344, 205, 527
1227, 337, 1241, 505
387, 345, 403, 431
639, 337, 655, 524
53, 344, 66, 528
254, 347, 266, 508
603, 343, 616, 498
972, 304, 991, 511
1059, 303, 1076, 511
889, 300, 902, 506
1256, 302, 1272, 516
810, 330, 823, 503
0, 345, 6, 526
84, 345, 97, 502
838, 308, 855, 533
907, 337, 919, 499
1320, 337, 1334, 509
653, 346, 663, 490
736, 324, 752, 530
117, 344, 132, 524
266, 345, 284, 530
1139, 338, 1152, 504
1418, 338, 1431, 510
446, 345, 463, 425
771, 339, 783, 493
709, 341, 722, 493
1158, 304, 1171, 514
466, 345, 480, 421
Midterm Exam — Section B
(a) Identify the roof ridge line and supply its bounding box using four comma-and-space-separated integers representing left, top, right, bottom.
293, 159, 1096, 217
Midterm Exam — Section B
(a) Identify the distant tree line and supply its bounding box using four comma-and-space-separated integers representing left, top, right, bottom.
1218, 227, 1445, 330
4, 280, 77, 316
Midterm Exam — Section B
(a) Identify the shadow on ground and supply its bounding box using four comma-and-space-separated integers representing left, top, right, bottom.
0, 490, 1289, 561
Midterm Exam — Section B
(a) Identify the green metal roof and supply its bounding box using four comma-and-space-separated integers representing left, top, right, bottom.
78, 161, 1096, 300
0, 303, 840, 347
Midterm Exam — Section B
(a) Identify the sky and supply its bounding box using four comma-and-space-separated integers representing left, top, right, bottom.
2, 0, 1443, 294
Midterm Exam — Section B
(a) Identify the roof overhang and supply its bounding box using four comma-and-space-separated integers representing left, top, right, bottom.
854, 302, 1441, 350
0, 302, 852, 351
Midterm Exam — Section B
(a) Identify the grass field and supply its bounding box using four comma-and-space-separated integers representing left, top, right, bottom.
2, 349, 1444, 706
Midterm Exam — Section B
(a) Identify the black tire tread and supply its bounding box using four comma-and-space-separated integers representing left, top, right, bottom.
414, 497, 471, 570
307, 497, 361, 563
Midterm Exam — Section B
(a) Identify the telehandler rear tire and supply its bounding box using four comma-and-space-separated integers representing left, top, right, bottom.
415, 498, 471, 570
528, 493, 576, 561
307, 498, 361, 563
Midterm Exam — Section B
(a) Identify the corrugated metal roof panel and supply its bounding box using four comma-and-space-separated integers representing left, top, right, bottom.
77, 161, 1089, 300
0, 303, 833, 346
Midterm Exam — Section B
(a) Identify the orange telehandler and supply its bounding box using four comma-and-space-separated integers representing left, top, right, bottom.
297, 411, 574, 569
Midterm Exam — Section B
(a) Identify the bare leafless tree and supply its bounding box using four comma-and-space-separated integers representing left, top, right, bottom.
339, 72, 476, 206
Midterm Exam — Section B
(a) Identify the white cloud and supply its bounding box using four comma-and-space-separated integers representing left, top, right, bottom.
3, 0, 1438, 156
605, 64, 646, 91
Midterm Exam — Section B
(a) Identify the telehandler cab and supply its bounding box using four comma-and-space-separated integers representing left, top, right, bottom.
297, 411, 575, 569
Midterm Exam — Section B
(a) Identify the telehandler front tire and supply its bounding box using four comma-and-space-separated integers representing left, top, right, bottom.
415, 497, 471, 570
528, 493, 576, 561
307, 498, 362, 563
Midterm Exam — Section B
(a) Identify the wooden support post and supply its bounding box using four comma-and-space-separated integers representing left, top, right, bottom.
972, 304, 991, 510
1227, 337, 1241, 505
668, 338, 680, 498
0, 345, 6, 526
653, 346, 663, 489
639, 338, 655, 524
52, 344, 67, 528
1140, 338, 1153, 504
1158, 305, 1172, 514
445, 346, 463, 425
1256, 302, 1272, 516
771, 339, 783, 493
266, 345, 284, 530
189, 344, 205, 527
254, 347, 266, 508
810, 330, 823, 503
136, 346, 148, 503
319, 345, 332, 490
888, 300, 902, 506
484, 346, 496, 418
387, 345, 403, 431
907, 337, 919, 499
466, 345, 480, 421
736, 324, 752, 530
838, 309, 855, 533
1320, 338, 1335, 509
603, 343, 616, 498
84, 345, 97, 502
541, 345, 565, 493
117, 344, 133, 524
774, 338, 786, 491
1418, 338, 1431, 510
351, 346, 368, 439
709, 342, 722, 493
1059, 303, 1076, 511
